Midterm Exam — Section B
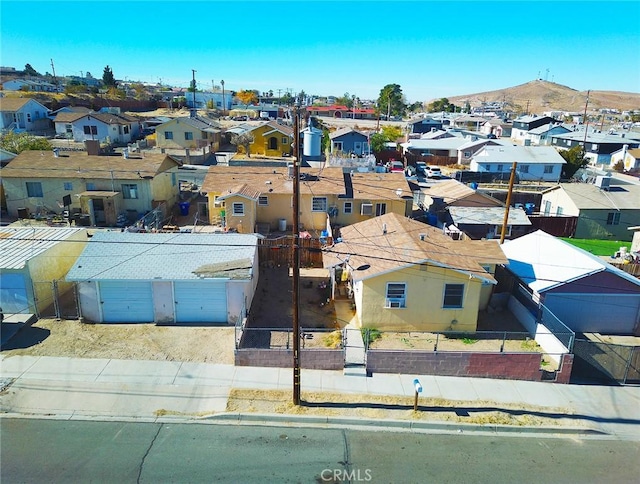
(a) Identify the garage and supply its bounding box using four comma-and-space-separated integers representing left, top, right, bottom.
99, 281, 154, 323
0, 273, 29, 314
174, 280, 227, 323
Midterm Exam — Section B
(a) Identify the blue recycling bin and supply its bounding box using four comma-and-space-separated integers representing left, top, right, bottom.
179, 202, 190, 216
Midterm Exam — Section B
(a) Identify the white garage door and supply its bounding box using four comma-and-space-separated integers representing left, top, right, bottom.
99, 281, 154, 323
174, 280, 227, 323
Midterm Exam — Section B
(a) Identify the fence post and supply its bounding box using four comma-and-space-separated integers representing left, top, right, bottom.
52, 280, 61, 319
434, 333, 439, 352
287, 330, 290, 350
500, 331, 506, 353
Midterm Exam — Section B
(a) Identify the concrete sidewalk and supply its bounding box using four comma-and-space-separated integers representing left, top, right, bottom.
1, 355, 639, 439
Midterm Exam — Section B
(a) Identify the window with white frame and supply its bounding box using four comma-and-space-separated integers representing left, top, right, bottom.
443, 284, 464, 308
63, 182, 73, 191
544, 165, 554, 174
464, 151, 471, 158
375, 203, 387, 216
333, 141, 343, 151
343, 201, 353, 214
233, 202, 244, 216
26, 181, 43, 198
385, 283, 406, 308
165, 131, 173, 140
184, 132, 193, 140
607, 212, 620, 225
556, 206, 563, 215
592, 144, 598, 150
121, 183, 139, 199
65, 124, 73, 134
282, 137, 288, 144
312, 197, 327, 212
258, 196, 268, 206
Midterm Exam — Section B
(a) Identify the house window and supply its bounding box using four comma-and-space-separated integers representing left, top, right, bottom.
63, 182, 73, 191
122, 184, 139, 199
171, 173, 176, 186
543, 200, 551, 216
312, 197, 327, 212
268, 137, 278, 150
520, 165, 529, 173
375, 203, 387, 216
544, 165, 554, 174
443, 284, 464, 308
385, 283, 406, 308
65, 124, 73, 134
86, 182, 96, 191
360, 203, 373, 215
464, 151, 471, 158
344, 201, 353, 214
26, 181, 43, 198
83, 125, 98, 135
184, 132, 193, 140
607, 212, 620, 225
282, 137, 288, 144
26, 113, 32, 122
497, 164, 503, 172
592, 144, 598, 150
233, 202, 244, 216
333, 141, 343, 151
258, 196, 268, 206
556, 207, 563, 215
164, 131, 174, 140
485, 164, 491, 171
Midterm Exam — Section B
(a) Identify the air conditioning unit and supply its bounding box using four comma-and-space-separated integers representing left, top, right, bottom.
595, 175, 611, 190
360, 203, 373, 216
385, 298, 405, 308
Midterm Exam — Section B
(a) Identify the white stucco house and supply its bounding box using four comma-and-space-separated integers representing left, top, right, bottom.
66, 232, 259, 324
469, 145, 566, 183
0, 98, 51, 134
52, 112, 140, 143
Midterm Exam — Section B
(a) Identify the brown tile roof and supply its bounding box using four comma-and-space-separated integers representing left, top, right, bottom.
53, 112, 86, 123
323, 212, 507, 283
0, 150, 176, 180
252, 120, 293, 137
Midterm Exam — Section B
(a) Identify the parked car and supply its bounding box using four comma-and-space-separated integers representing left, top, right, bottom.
426, 166, 442, 178
387, 161, 405, 173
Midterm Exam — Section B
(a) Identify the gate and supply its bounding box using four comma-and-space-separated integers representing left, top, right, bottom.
572, 338, 640, 385
33, 280, 80, 320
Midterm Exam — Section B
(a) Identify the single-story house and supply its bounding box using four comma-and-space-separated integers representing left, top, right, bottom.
2, 79, 57, 92
0, 98, 51, 134
201, 166, 412, 233
52, 112, 141, 144
550, 130, 640, 166
0, 227, 88, 315
231, 120, 294, 158
322, 212, 508, 331
469, 145, 566, 183
408, 118, 444, 135
154, 115, 222, 151
610, 147, 640, 173
525, 123, 573, 146
540, 180, 640, 241
417, 179, 504, 219
0, 150, 181, 226
66, 232, 259, 324
481, 119, 511, 138
502, 230, 640, 335
457, 137, 507, 165
511, 115, 558, 143
330, 128, 369, 156
447, 206, 532, 240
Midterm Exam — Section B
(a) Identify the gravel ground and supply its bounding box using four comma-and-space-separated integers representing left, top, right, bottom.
1, 319, 235, 364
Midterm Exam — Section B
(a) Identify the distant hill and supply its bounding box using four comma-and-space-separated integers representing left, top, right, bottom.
438, 80, 640, 115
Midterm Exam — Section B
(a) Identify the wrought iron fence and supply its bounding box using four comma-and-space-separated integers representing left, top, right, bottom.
236, 327, 342, 350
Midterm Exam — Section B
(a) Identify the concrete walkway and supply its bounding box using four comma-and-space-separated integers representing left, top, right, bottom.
1, 355, 639, 439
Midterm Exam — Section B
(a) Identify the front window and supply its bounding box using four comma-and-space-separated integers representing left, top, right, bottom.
282, 137, 288, 144
65, 124, 73, 134
83, 125, 98, 135
333, 141, 343, 151
385, 283, 406, 308
26, 181, 43, 198
520, 165, 529, 173
164, 131, 173, 140
312, 197, 327, 212
607, 212, 620, 225
233, 202, 244, 216
485, 164, 491, 171
443, 284, 464, 308
258, 196, 268, 206
122, 184, 138, 199
375, 203, 387, 216
344, 201, 353, 214
185, 132, 193, 140
497, 164, 503, 172
544, 165, 554, 174
86, 182, 96, 191
64, 182, 73, 191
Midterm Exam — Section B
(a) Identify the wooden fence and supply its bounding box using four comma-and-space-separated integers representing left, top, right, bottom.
258, 236, 324, 268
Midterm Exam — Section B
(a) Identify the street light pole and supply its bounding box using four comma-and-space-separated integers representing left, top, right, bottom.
292, 101, 301, 405
221, 79, 225, 116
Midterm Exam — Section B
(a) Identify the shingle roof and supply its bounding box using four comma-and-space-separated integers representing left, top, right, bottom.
66, 232, 258, 281
53, 112, 86, 123
329, 127, 367, 139
323, 212, 506, 283
502, 230, 640, 293
0, 150, 177, 180
170, 116, 221, 132
448, 206, 532, 226
0, 97, 43, 112
544, 182, 640, 210
0, 227, 86, 269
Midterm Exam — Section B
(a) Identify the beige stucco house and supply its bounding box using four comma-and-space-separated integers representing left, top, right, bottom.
322, 212, 507, 332
155, 115, 221, 151
1, 150, 181, 226
200, 166, 412, 234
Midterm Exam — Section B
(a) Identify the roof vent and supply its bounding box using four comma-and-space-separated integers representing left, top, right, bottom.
382, 222, 387, 234
419, 233, 427, 241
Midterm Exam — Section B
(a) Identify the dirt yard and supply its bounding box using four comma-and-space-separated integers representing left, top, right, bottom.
1, 319, 235, 364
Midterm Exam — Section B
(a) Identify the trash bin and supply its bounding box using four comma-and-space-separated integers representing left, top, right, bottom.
179, 202, 190, 216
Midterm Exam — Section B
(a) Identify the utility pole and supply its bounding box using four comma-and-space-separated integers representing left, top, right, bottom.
50, 58, 58, 91
191, 69, 197, 116
292, 99, 301, 406
525, 99, 531, 115
221, 79, 225, 116
500, 162, 517, 244
582, 90, 591, 163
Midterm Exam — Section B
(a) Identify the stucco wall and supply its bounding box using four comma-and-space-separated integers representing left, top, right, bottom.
359, 265, 482, 332
235, 348, 344, 370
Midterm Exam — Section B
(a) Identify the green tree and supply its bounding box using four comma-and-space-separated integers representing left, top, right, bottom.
427, 97, 459, 113
335, 92, 353, 107
187, 79, 197, 93
369, 126, 403, 154
281, 92, 293, 105
377, 84, 405, 119
102, 65, 117, 87
0, 131, 52, 154
560, 145, 588, 179
24, 63, 40, 76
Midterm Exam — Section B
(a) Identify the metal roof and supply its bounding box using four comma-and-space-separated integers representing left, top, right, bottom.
0, 227, 86, 269
66, 232, 258, 281
448, 206, 532, 226
473, 145, 566, 164
502, 230, 640, 293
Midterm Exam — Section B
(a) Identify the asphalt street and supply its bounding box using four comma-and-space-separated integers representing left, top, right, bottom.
2, 418, 638, 483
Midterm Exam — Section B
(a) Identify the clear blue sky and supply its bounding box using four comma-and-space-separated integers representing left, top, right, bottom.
2, 1, 639, 103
